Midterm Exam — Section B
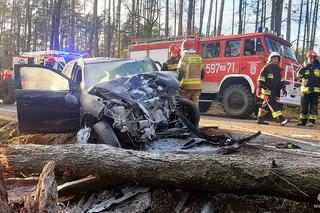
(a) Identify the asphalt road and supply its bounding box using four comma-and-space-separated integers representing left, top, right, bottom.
0, 101, 17, 119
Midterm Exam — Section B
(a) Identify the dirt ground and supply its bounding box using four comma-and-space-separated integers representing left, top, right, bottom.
1, 117, 320, 212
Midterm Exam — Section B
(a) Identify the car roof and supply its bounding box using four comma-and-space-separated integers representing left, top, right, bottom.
78, 57, 138, 64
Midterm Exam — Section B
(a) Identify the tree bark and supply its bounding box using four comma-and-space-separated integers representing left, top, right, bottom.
286, 0, 291, 41
165, 0, 169, 37
255, 0, 260, 32
93, 0, 99, 56
217, 0, 224, 36
1, 144, 320, 202
238, 0, 242, 34
206, 0, 214, 37
199, 0, 206, 36
178, 0, 183, 36
186, 0, 193, 35
296, 0, 303, 57
70, 0, 75, 52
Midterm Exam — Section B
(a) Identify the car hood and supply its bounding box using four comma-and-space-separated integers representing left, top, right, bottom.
88, 71, 180, 104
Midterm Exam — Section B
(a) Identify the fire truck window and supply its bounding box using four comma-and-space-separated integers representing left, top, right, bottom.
225, 40, 241, 57
244, 38, 264, 56
202, 42, 221, 58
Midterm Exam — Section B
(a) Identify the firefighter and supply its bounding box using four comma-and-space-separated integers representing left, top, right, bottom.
256, 52, 288, 126
296, 50, 320, 127
162, 44, 181, 71
177, 39, 204, 106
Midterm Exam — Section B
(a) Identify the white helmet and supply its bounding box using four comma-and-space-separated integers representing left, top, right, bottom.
268, 52, 280, 63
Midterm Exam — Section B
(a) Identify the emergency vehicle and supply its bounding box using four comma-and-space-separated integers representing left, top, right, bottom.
13, 50, 90, 72
128, 33, 301, 118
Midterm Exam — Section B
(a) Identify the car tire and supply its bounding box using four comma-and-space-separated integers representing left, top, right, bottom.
222, 84, 255, 119
176, 98, 200, 127
93, 121, 121, 147
2, 78, 15, 104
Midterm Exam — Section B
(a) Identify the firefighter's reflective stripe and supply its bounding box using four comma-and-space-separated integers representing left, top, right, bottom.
188, 57, 202, 63
305, 70, 310, 75
167, 64, 178, 70
309, 115, 317, 120
261, 89, 271, 95
272, 110, 283, 118
267, 73, 274, 79
302, 87, 310, 93
258, 76, 265, 82
181, 80, 202, 85
300, 114, 308, 119
315, 69, 320, 77
314, 87, 320, 93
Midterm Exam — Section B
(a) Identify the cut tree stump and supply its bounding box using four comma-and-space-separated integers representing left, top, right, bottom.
1, 144, 320, 201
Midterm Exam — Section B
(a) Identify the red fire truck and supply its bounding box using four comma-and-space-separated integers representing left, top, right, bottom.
128, 33, 301, 118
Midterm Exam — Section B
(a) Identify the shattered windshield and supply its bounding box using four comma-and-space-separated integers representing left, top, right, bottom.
84, 59, 156, 87
265, 37, 297, 62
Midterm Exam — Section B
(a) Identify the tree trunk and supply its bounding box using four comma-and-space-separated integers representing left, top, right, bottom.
310, 0, 319, 50
206, 0, 214, 37
217, 0, 224, 36
178, 0, 183, 36
270, 0, 275, 32
93, 0, 99, 56
232, 0, 235, 34
116, 0, 121, 57
187, 0, 193, 35
70, 0, 75, 52
1, 144, 320, 202
274, 0, 283, 36
199, 0, 206, 36
255, 0, 260, 32
295, 0, 303, 57
26, 0, 32, 51
213, 0, 218, 36
302, 0, 309, 56
238, 0, 242, 34
165, 0, 169, 37
286, 0, 291, 41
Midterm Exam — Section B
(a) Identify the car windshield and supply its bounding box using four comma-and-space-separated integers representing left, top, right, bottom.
84, 59, 157, 87
265, 37, 297, 62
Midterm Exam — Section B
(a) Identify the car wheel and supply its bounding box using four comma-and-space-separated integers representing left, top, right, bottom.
93, 121, 121, 147
222, 84, 255, 119
2, 78, 15, 104
176, 98, 200, 127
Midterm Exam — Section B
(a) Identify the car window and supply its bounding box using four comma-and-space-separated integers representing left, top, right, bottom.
202, 42, 221, 58
72, 65, 83, 84
19, 67, 69, 91
62, 61, 75, 78
244, 38, 264, 56
225, 40, 241, 57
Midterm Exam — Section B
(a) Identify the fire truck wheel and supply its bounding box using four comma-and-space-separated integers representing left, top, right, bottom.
1, 78, 15, 104
222, 84, 254, 118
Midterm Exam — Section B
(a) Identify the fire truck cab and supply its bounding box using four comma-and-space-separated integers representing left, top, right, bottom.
128, 33, 301, 118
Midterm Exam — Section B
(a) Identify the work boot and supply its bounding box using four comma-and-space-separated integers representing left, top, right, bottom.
277, 115, 288, 126
308, 120, 315, 127
257, 118, 268, 125
297, 119, 307, 126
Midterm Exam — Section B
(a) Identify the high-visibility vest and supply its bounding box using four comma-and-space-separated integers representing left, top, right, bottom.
177, 53, 203, 90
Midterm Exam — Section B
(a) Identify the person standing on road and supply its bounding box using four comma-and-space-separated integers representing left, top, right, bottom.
162, 44, 181, 71
256, 52, 288, 126
177, 39, 204, 106
296, 50, 320, 127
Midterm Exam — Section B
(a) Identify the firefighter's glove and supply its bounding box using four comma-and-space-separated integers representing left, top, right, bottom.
256, 88, 262, 97
282, 88, 287, 97
178, 70, 185, 81
263, 95, 269, 101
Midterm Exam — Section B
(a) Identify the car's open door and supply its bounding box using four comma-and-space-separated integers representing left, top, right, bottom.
14, 64, 80, 133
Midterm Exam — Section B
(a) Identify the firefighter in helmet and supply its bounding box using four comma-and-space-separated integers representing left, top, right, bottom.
177, 39, 204, 106
296, 50, 320, 127
256, 52, 288, 126
162, 44, 181, 71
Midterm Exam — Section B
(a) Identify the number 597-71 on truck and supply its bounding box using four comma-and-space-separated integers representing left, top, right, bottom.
128, 32, 301, 118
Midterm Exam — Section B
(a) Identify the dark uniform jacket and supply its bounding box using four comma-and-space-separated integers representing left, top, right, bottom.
162, 56, 181, 71
297, 59, 320, 93
257, 63, 285, 97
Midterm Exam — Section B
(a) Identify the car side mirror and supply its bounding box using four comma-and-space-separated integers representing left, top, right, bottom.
64, 92, 79, 108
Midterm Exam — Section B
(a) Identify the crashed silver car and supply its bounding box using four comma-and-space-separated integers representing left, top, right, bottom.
14, 57, 199, 148
80, 71, 199, 148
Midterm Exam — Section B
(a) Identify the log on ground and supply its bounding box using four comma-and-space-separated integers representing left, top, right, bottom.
0, 144, 320, 202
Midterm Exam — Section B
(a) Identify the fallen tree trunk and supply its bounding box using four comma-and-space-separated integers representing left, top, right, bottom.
1, 144, 320, 202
